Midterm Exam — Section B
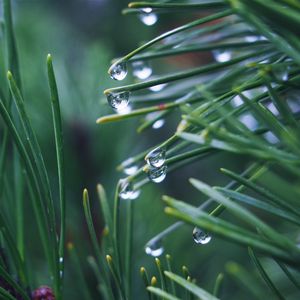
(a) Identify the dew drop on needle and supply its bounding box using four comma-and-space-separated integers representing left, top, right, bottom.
139, 8, 158, 26
106, 91, 130, 111
132, 61, 152, 80
193, 227, 211, 245
119, 180, 140, 200
145, 241, 164, 257
109, 62, 127, 81
148, 165, 167, 183
145, 147, 166, 168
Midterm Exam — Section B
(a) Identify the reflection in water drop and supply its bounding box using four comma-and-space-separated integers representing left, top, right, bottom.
145, 147, 166, 168
132, 61, 152, 80
118, 104, 132, 115
148, 165, 167, 183
213, 50, 232, 62
145, 241, 164, 257
192, 227, 212, 245
106, 91, 130, 111
139, 8, 158, 26
109, 62, 127, 81
119, 180, 140, 200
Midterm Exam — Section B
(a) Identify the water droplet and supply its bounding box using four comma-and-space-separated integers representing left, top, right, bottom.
148, 165, 167, 183
152, 119, 165, 129
192, 227, 211, 244
121, 157, 138, 175
60, 270, 63, 278
107, 91, 130, 111
145, 147, 166, 168
273, 65, 288, 82
109, 62, 127, 81
132, 61, 152, 80
59, 257, 63, 264
213, 50, 232, 62
145, 241, 164, 257
149, 83, 167, 92
119, 179, 140, 200
245, 35, 259, 42
118, 104, 132, 115
124, 165, 138, 175
145, 112, 165, 129
139, 8, 158, 26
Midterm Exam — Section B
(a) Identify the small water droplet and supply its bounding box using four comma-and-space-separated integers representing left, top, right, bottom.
119, 180, 140, 200
152, 119, 165, 129
149, 83, 167, 92
145, 147, 166, 168
192, 227, 211, 244
59, 257, 63, 264
273, 65, 288, 82
213, 50, 232, 62
145, 241, 164, 257
109, 62, 127, 81
245, 35, 259, 42
132, 61, 152, 80
124, 165, 138, 175
148, 165, 167, 183
60, 270, 63, 278
139, 8, 158, 26
107, 91, 130, 111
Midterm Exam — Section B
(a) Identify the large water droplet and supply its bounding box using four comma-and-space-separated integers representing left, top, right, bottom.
107, 91, 130, 111
149, 83, 167, 92
139, 8, 158, 26
145, 147, 166, 168
148, 165, 167, 183
132, 61, 152, 80
119, 180, 140, 200
192, 227, 211, 245
213, 50, 232, 62
145, 241, 164, 257
109, 62, 127, 81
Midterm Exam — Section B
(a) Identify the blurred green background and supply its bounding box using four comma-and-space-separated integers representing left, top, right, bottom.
0, 1, 290, 299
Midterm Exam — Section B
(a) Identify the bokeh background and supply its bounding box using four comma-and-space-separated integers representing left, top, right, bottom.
0, 1, 282, 299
